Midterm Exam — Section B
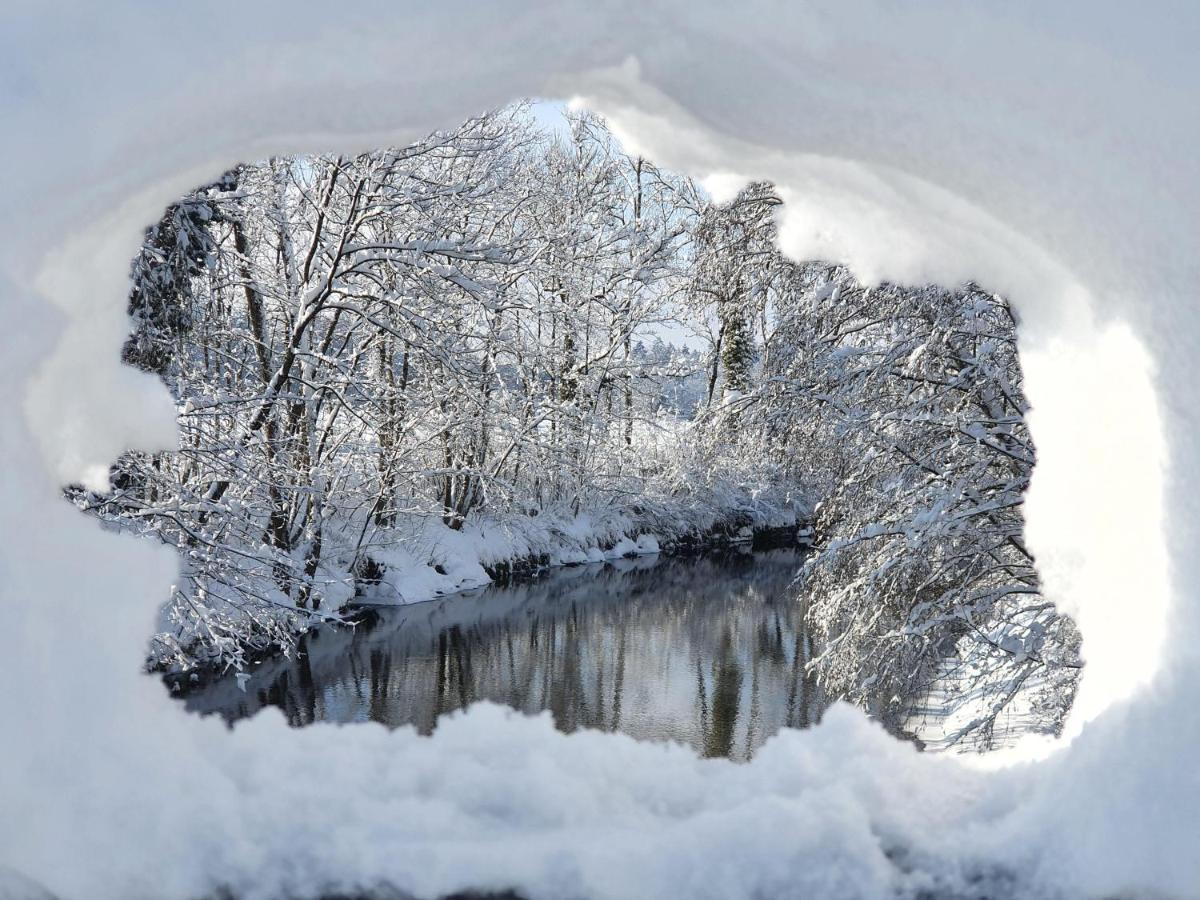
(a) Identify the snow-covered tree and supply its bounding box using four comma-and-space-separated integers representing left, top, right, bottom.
80, 105, 714, 670
713, 253, 1082, 747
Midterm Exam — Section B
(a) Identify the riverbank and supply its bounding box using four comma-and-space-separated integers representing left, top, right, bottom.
357, 503, 813, 603
154, 490, 813, 677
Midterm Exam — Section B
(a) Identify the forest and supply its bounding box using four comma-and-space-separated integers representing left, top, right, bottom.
74, 103, 1081, 751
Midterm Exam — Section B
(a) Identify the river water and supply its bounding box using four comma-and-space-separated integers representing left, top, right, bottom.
179, 548, 828, 761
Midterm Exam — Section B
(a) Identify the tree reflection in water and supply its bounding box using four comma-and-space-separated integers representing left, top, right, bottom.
183, 549, 831, 761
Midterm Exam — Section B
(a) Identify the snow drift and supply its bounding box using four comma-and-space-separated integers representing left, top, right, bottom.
0, 2, 1196, 898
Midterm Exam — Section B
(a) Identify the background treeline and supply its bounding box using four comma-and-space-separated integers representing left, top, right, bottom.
79, 103, 1079, 749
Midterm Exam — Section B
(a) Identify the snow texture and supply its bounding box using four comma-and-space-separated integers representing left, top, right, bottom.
0, 2, 1196, 898
354, 509, 754, 608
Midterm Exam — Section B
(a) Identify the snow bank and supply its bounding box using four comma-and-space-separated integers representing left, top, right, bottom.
355, 497, 787, 608
1, 2, 1197, 898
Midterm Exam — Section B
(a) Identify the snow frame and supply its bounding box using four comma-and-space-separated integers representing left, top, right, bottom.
1, 3, 1196, 897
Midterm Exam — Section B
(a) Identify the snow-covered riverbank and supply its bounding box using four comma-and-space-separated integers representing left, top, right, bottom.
150, 488, 810, 674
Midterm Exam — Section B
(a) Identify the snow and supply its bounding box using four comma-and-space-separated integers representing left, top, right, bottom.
635, 534, 661, 555
354, 511, 707, 608
1, 2, 1198, 898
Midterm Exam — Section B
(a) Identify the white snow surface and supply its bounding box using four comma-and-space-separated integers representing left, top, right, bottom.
1, 2, 1197, 898
356, 514, 677, 607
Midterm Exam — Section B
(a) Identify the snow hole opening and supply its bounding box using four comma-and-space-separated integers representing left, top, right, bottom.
57, 97, 1169, 763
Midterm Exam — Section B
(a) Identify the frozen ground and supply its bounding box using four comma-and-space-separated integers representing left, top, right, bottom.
1, 2, 1198, 898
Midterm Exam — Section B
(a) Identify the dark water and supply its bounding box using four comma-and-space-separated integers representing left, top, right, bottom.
180, 548, 827, 761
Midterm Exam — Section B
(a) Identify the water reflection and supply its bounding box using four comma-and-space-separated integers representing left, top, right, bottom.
181, 549, 826, 761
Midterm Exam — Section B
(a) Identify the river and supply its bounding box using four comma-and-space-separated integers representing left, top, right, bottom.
179, 548, 830, 761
